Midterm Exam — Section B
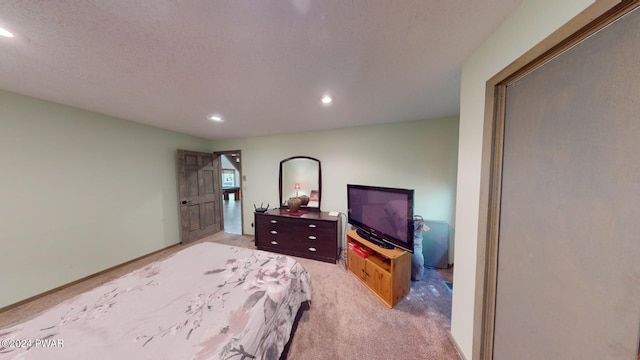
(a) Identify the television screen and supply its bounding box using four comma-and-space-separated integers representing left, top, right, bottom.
347, 184, 414, 253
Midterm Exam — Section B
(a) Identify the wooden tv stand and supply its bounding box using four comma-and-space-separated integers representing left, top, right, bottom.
346, 230, 411, 308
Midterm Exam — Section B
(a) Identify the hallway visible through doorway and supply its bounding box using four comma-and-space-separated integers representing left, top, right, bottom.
218, 151, 242, 234
222, 197, 241, 234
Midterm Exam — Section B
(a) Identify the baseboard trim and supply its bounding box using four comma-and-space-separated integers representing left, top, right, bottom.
0, 243, 182, 314
448, 331, 466, 360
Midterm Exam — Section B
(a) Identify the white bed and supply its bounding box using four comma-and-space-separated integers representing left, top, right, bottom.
0, 242, 312, 359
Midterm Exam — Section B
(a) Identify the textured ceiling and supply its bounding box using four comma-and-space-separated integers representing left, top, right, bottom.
0, 0, 522, 140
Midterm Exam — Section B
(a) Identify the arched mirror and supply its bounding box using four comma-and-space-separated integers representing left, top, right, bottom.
279, 156, 321, 211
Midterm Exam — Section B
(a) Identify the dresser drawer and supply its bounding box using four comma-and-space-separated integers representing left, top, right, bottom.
292, 222, 335, 256
255, 214, 289, 246
291, 219, 333, 235
296, 236, 335, 259
254, 210, 339, 263
259, 229, 301, 250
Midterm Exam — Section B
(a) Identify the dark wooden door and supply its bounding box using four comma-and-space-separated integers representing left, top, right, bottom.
177, 150, 221, 243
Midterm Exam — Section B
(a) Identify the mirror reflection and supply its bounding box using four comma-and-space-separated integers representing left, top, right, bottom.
279, 156, 321, 211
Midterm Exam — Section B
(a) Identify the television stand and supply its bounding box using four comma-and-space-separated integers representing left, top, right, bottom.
356, 228, 395, 249
346, 230, 411, 308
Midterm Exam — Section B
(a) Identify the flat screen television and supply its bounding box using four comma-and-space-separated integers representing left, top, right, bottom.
347, 184, 414, 253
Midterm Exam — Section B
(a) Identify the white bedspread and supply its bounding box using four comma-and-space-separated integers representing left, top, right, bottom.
0, 242, 312, 359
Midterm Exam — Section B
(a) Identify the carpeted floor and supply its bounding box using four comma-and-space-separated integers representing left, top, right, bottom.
195, 233, 459, 359
0, 232, 459, 359
285, 256, 458, 359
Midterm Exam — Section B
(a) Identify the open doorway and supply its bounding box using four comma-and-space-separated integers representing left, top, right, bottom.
216, 150, 243, 234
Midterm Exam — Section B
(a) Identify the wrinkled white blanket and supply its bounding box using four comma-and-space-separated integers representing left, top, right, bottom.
0, 242, 312, 360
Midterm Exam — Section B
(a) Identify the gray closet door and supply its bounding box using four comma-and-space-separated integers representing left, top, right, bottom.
493, 7, 640, 359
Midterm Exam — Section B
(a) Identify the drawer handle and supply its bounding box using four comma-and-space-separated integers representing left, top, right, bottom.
308, 224, 317, 228
270, 220, 277, 224
308, 236, 317, 240
308, 247, 317, 252
270, 230, 278, 235
271, 241, 279, 245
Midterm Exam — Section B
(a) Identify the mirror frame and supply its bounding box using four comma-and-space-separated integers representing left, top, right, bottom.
279, 156, 321, 212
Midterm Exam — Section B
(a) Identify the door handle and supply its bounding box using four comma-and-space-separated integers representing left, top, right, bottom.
181, 200, 192, 205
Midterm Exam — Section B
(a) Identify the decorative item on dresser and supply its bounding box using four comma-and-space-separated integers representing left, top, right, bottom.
286, 197, 303, 213
297, 194, 310, 206
255, 209, 339, 263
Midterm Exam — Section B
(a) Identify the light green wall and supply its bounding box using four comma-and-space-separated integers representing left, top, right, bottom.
0, 90, 211, 308
0, 88, 458, 309
212, 117, 459, 254
451, 0, 595, 358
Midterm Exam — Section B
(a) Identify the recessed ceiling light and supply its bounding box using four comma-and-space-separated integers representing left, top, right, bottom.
0, 27, 14, 38
321, 95, 332, 105
208, 114, 223, 122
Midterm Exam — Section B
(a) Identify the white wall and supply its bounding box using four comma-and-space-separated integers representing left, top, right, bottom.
450, 0, 595, 358
211, 117, 459, 258
0, 90, 211, 308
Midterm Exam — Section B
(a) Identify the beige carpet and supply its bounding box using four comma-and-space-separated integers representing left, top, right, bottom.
0, 232, 459, 359
286, 257, 458, 359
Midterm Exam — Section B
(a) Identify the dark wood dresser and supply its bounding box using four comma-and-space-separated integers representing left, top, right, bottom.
254, 209, 339, 263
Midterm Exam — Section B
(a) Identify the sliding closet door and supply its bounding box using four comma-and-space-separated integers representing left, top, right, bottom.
493, 7, 640, 359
